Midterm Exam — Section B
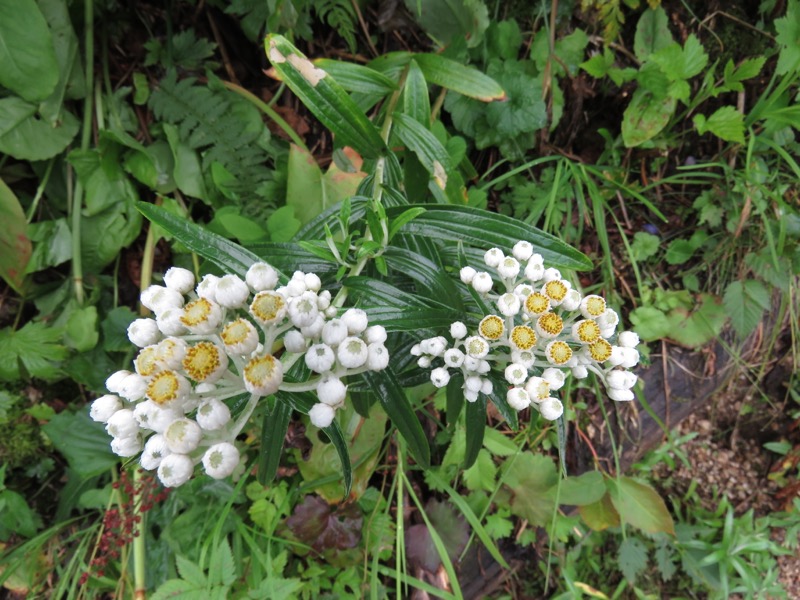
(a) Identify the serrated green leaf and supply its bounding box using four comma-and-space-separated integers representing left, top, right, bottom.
42, 410, 118, 478
695, 106, 745, 143
721, 57, 766, 92
176, 555, 207, 587
654, 539, 677, 581
64, 306, 99, 352
665, 238, 696, 265
619, 537, 649, 583
723, 279, 770, 338
629, 306, 671, 341
666, 293, 727, 348
775, 0, 800, 75
482, 427, 518, 457
209, 539, 236, 587
414, 53, 505, 102
362, 369, 430, 468
463, 448, 496, 492
137, 202, 261, 277
150, 578, 203, 600
0, 321, 68, 381
607, 476, 675, 535
630, 231, 660, 261
581, 47, 615, 78
265, 35, 386, 159
652, 35, 708, 81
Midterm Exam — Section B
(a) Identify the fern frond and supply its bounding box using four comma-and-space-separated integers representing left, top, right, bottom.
315, 0, 358, 53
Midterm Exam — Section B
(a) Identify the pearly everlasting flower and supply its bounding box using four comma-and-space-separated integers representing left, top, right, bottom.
283, 329, 307, 353
507, 388, 531, 411
215, 275, 250, 308
196, 399, 231, 430
289, 291, 320, 328
480, 378, 493, 395
90, 394, 122, 423
472, 272, 493, 294
246, 262, 278, 291
460, 266, 477, 284
164, 418, 203, 453
542, 268, 561, 282
158, 453, 194, 488
156, 307, 187, 336
119, 373, 148, 401
337, 337, 369, 369
341, 308, 369, 334
364, 325, 387, 345
526, 377, 550, 402
608, 388, 635, 402
128, 318, 162, 348
618, 331, 640, 348
196, 275, 219, 301
430, 367, 450, 388
111, 435, 143, 457
181, 298, 223, 334
156, 337, 188, 370
106, 370, 131, 394
221, 318, 259, 356
317, 374, 347, 407
443, 348, 465, 368
146, 370, 191, 408
484, 248, 504, 267
140, 434, 170, 470
450, 322, 467, 339
301, 316, 325, 339
505, 363, 528, 385
163, 267, 194, 294
309, 403, 335, 428
304, 273, 321, 292
243, 354, 283, 396
202, 443, 240, 479
106, 409, 138, 439
141, 285, 184, 314
497, 293, 521, 316
542, 368, 566, 390
572, 365, 589, 379
538, 398, 564, 421
182, 342, 228, 383
512, 241, 534, 261
580, 295, 607, 319
497, 256, 520, 280
322, 319, 349, 347
367, 344, 390, 371
250, 291, 286, 326
306, 344, 336, 373
464, 336, 490, 359
420, 336, 448, 357
606, 370, 637, 390
134, 401, 181, 433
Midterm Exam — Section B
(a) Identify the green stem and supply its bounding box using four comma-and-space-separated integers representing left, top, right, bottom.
26, 159, 55, 222
132, 469, 146, 600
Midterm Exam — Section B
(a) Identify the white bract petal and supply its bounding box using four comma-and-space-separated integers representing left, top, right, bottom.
196, 398, 231, 430
140, 434, 170, 470
111, 435, 143, 457
464, 388, 479, 402
91, 394, 122, 423
511, 349, 535, 368
364, 325, 387, 345
420, 336, 447, 357
430, 367, 450, 388
464, 336, 490, 359
525, 377, 550, 401
128, 318, 162, 347
305, 343, 336, 373
202, 443, 240, 479
618, 331, 640, 348
156, 337, 188, 370
322, 319, 348, 347
164, 418, 203, 453
158, 453, 194, 487
471, 272, 493, 294
561, 289, 582, 311
538, 398, 564, 420
572, 365, 589, 379
285, 272, 307, 296
106, 370, 131, 394
120, 373, 148, 401
141, 285, 184, 313
507, 388, 531, 411
606, 370, 637, 390
317, 374, 347, 407
524, 260, 544, 282
542, 268, 561, 282
300, 316, 325, 339
465, 375, 482, 393
512, 241, 533, 261
180, 298, 223, 334
459, 266, 477, 284
480, 378, 493, 395
215, 275, 250, 309
283, 329, 307, 353
106, 408, 138, 438
246, 262, 278, 292
608, 388, 635, 401
304, 273, 321, 292
337, 337, 368, 369
497, 292, 521, 316
156, 307, 188, 336
619, 347, 640, 369
484, 248, 504, 267
196, 274, 220, 302
341, 308, 369, 334
450, 321, 467, 339
164, 267, 195, 295
309, 402, 335, 428
417, 356, 432, 368
542, 367, 566, 390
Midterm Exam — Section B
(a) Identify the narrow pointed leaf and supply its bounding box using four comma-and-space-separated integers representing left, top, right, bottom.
258, 397, 293, 485
463, 394, 487, 469
413, 54, 505, 102
314, 58, 398, 95
403, 59, 431, 125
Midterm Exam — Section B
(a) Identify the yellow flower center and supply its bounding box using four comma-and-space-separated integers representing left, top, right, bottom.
183, 342, 222, 382
244, 354, 279, 387
156, 338, 182, 363
479, 315, 505, 340
147, 371, 182, 405
250, 292, 285, 324
575, 320, 601, 343
588, 339, 612, 362
525, 292, 551, 315
135, 346, 160, 377
221, 318, 252, 346
547, 341, 573, 365
537, 312, 564, 336
510, 325, 537, 350
584, 295, 606, 317
544, 280, 567, 302
181, 298, 214, 328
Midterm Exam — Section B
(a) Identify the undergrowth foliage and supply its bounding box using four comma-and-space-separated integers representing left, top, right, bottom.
0, 0, 798, 598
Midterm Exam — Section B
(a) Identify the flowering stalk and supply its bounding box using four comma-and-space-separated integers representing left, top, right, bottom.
413, 240, 641, 421
92, 262, 389, 488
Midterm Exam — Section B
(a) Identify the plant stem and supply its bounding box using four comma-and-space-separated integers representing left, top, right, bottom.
132, 469, 146, 600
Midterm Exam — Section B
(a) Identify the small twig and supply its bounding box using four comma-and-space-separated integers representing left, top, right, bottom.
350, 0, 378, 58
661, 340, 671, 431
206, 9, 239, 84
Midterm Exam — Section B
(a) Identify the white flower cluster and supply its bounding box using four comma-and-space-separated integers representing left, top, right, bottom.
413, 241, 641, 422
91, 263, 388, 487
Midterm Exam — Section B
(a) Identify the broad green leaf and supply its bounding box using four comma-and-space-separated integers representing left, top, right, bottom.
463, 449, 496, 492
81, 201, 143, 273
402, 59, 430, 125
102, 307, 137, 352
693, 106, 745, 143
207, 206, 269, 243
265, 35, 386, 159
629, 231, 660, 261
723, 280, 770, 338
265, 206, 301, 243
664, 238, 696, 265
720, 57, 766, 92
775, 0, 800, 75
42, 410, 118, 478
362, 369, 431, 468
606, 476, 675, 535
500, 452, 558, 527
666, 293, 727, 348
314, 58, 397, 95
137, 202, 261, 277
0, 321, 68, 381
64, 306, 99, 352
0, 97, 78, 161
634, 7, 673, 60
579, 492, 621, 531
404, 0, 488, 48
0, 0, 59, 101
258, 397, 292, 485
164, 123, 208, 200
581, 47, 615, 78
652, 35, 708, 81
413, 53, 506, 102
0, 179, 31, 293
24, 218, 72, 275
393, 113, 452, 189
553, 471, 606, 506
390, 204, 592, 270
621, 90, 676, 147
463, 394, 487, 469
629, 306, 671, 341
482, 428, 518, 457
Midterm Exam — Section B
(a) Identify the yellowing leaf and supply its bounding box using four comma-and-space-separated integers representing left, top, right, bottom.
607, 476, 675, 536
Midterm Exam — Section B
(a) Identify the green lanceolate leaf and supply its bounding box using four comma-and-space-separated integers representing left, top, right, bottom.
463, 394, 487, 469
136, 202, 262, 277
265, 35, 386, 159
247, 241, 339, 277
413, 53, 505, 102
344, 276, 448, 309
362, 369, 430, 468
621, 89, 676, 148
446, 372, 465, 425
258, 397, 293, 485
390, 204, 592, 270
314, 58, 398, 95
393, 112, 452, 188
360, 306, 460, 333
0, 179, 31, 293
383, 246, 462, 308
403, 59, 431, 125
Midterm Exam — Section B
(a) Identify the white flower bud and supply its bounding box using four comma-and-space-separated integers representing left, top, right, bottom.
497, 256, 520, 280
464, 356, 481, 371
156, 307, 187, 336
304, 273, 321, 292
164, 267, 195, 295
542, 367, 566, 390
289, 291, 320, 328
322, 319, 349, 347
524, 260, 545, 282
309, 403, 335, 428
140, 434, 170, 470
134, 401, 181, 433
364, 325, 387, 345
512, 241, 534, 261
283, 329, 307, 353
111, 435, 143, 457
497, 292, 521, 316
246, 262, 278, 291
367, 343, 389, 371
511, 349, 535, 368
141, 285, 184, 314
164, 418, 203, 454
619, 347, 640, 369
305, 343, 336, 373
317, 290, 332, 310
484, 248, 504, 267
464, 336, 489, 359
618, 331, 640, 348
215, 275, 250, 309
155, 337, 188, 370
243, 354, 283, 396
127, 318, 162, 348
459, 266, 477, 284
480, 378, 493, 395
572, 365, 589, 379
106, 370, 131, 394
507, 388, 531, 411
337, 337, 368, 369
477, 360, 491, 374
538, 398, 563, 420
106, 409, 139, 439
471, 272, 493, 294
202, 442, 240, 479
119, 373, 148, 401
450, 321, 468, 339
542, 268, 561, 282
608, 388, 635, 402
196, 274, 220, 302
417, 356, 432, 368
158, 453, 194, 487
430, 367, 450, 388
420, 336, 447, 357
464, 388, 479, 402
504, 363, 528, 385
341, 308, 369, 334
317, 374, 347, 407
465, 375, 482, 393
606, 370, 637, 390
525, 377, 550, 401
285, 271, 307, 296
196, 399, 231, 430
324, 306, 337, 319
300, 316, 325, 339
443, 348, 465, 368
90, 394, 122, 423
561, 290, 582, 311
